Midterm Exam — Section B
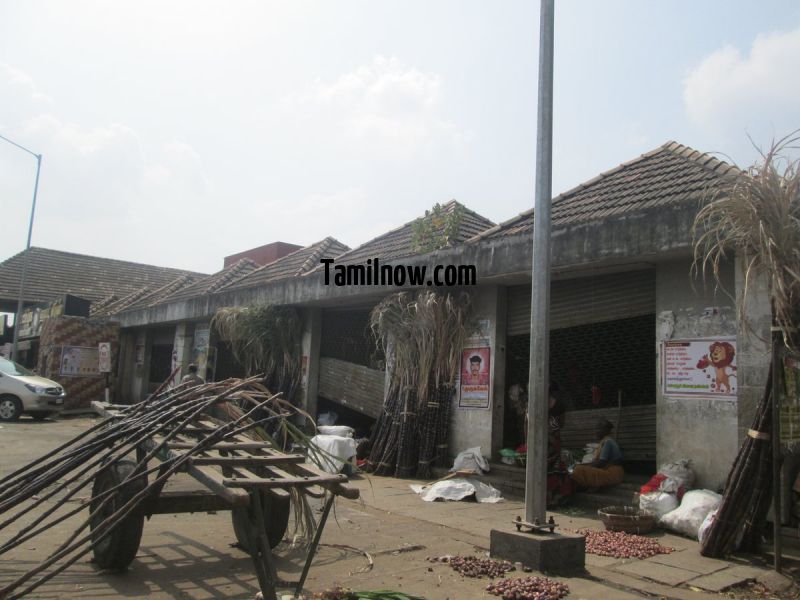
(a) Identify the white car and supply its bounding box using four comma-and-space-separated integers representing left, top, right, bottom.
0, 357, 66, 421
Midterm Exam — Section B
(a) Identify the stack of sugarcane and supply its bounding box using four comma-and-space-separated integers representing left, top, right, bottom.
693, 132, 800, 558
212, 304, 304, 404
366, 291, 471, 479
0, 376, 316, 600
700, 365, 773, 556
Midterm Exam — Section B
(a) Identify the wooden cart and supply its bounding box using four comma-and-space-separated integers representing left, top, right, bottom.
91, 401, 359, 600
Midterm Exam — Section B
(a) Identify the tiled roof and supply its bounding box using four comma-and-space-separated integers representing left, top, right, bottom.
157, 259, 260, 303
92, 273, 201, 316
89, 294, 120, 315
0, 247, 208, 307
469, 141, 740, 241
329, 200, 494, 266
225, 238, 350, 291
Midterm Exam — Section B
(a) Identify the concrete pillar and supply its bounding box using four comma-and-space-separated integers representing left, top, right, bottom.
300, 308, 322, 420
131, 329, 150, 402
491, 287, 508, 458
172, 322, 194, 384
655, 258, 739, 490
116, 331, 136, 404
450, 285, 501, 461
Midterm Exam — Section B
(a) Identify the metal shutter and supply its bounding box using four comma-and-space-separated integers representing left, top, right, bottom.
506, 270, 655, 335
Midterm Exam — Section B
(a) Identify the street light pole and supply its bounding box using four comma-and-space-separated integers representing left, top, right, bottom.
0, 133, 42, 362
524, 0, 555, 525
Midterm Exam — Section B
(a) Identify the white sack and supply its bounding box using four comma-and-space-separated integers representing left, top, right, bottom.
410, 478, 503, 503
639, 491, 679, 520
318, 425, 355, 438
581, 443, 599, 464
451, 446, 490, 474
698, 509, 717, 545
660, 490, 722, 539
317, 411, 338, 426
657, 459, 695, 490
308, 434, 357, 473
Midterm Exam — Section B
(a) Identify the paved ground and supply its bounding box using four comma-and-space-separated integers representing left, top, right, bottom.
0, 416, 797, 599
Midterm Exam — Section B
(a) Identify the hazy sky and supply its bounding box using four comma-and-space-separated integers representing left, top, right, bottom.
1, 1, 799, 274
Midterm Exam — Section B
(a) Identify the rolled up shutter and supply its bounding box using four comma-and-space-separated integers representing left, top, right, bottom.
506, 270, 655, 336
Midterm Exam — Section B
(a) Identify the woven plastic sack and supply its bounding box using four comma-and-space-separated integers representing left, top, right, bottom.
639, 491, 679, 521
660, 490, 722, 539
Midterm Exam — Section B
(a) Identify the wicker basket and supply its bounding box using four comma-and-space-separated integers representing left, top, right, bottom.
597, 505, 655, 534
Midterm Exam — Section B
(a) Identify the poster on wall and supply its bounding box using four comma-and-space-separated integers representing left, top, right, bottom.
60, 346, 100, 377
98, 342, 112, 373
458, 347, 491, 409
192, 326, 211, 374
662, 338, 737, 398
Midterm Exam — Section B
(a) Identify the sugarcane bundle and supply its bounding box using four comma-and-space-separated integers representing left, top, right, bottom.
434, 383, 455, 468
396, 387, 419, 478
367, 291, 472, 478
212, 304, 303, 403
700, 366, 773, 556
693, 132, 800, 558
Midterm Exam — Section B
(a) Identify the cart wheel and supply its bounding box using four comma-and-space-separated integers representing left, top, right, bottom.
90, 459, 146, 570
232, 490, 291, 551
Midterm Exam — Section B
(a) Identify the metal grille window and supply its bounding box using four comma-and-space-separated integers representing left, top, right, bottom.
320, 309, 384, 370
505, 314, 656, 411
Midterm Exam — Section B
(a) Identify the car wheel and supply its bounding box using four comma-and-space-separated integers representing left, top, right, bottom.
0, 395, 22, 422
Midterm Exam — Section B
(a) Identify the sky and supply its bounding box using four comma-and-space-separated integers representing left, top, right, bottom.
1, 1, 799, 274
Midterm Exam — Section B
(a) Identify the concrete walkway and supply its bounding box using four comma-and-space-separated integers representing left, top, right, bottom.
344, 473, 795, 599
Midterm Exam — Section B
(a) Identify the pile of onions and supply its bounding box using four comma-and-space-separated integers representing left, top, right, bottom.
578, 529, 674, 559
427, 555, 516, 578
486, 576, 570, 600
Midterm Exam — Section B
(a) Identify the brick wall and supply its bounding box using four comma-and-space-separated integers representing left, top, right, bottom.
37, 316, 120, 410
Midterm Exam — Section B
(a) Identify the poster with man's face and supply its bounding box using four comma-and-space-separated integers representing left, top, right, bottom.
459, 347, 490, 409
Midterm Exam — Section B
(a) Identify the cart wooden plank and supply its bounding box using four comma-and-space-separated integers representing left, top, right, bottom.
167, 441, 272, 450
223, 474, 347, 489
190, 455, 305, 466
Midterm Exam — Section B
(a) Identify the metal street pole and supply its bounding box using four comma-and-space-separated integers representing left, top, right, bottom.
524, 0, 555, 525
0, 133, 42, 362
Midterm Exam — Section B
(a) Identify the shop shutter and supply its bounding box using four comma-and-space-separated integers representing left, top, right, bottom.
506, 270, 655, 335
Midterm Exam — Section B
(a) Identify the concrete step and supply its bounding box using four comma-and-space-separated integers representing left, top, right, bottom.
433, 463, 647, 511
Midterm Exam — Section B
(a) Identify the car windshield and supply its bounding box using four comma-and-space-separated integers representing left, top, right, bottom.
0, 357, 34, 377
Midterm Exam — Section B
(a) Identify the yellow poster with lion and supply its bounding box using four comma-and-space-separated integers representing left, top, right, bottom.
662, 338, 737, 399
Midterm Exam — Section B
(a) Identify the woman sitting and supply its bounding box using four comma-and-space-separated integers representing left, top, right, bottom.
571, 418, 624, 490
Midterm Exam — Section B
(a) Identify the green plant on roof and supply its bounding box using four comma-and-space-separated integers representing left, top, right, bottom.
411, 202, 465, 253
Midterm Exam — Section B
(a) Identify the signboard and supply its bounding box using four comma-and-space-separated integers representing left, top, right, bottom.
60, 346, 100, 377
662, 338, 737, 398
98, 342, 112, 373
458, 347, 491, 409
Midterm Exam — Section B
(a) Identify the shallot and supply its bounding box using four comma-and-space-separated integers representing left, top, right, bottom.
426, 555, 515, 578
486, 576, 570, 600
576, 528, 674, 559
